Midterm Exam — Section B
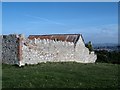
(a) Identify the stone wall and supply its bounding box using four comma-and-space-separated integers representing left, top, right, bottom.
75, 37, 97, 63
2, 34, 19, 65
2, 34, 97, 66
0, 35, 2, 64
20, 35, 97, 66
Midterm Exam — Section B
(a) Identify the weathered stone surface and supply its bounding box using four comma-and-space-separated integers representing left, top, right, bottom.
0, 35, 2, 64
2, 34, 19, 65
2, 34, 97, 66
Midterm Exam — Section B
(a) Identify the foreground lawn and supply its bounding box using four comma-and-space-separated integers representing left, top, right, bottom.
2, 62, 120, 88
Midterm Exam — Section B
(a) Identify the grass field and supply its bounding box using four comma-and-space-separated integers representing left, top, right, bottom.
2, 62, 120, 88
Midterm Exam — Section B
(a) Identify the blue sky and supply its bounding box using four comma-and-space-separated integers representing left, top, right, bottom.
2, 2, 118, 44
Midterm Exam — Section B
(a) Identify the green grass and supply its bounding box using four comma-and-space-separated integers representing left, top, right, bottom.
2, 62, 120, 88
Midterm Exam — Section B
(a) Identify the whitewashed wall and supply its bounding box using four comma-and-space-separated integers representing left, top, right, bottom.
21, 35, 97, 66
75, 36, 97, 63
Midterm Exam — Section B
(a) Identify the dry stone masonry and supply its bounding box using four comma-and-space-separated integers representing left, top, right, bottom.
2, 34, 19, 64
2, 34, 97, 66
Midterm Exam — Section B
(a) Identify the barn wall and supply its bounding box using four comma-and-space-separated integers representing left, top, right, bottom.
75, 36, 97, 63
21, 35, 97, 66
21, 39, 75, 65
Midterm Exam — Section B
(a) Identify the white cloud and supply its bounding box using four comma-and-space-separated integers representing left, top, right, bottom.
66, 24, 118, 43
25, 14, 65, 25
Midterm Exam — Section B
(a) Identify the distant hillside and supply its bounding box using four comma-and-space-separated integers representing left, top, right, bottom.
93, 43, 118, 47
92, 43, 119, 52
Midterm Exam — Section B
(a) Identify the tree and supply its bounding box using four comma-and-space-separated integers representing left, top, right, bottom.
85, 41, 93, 52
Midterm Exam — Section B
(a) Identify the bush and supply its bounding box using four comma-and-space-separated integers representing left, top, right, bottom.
95, 50, 120, 64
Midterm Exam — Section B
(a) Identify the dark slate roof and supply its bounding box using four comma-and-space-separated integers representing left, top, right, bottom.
28, 34, 84, 45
